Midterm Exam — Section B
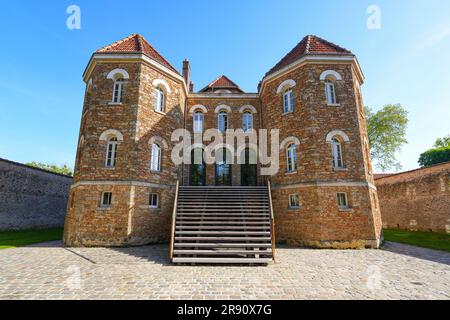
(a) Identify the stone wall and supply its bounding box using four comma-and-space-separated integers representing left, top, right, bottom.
0, 158, 72, 231
375, 162, 450, 233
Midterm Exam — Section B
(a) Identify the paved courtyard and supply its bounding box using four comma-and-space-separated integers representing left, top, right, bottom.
0, 241, 449, 300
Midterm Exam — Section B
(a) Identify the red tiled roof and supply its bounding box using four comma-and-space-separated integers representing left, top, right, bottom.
265, 35, 353, 77
199, 75, 244, 93
96, 34, 179, 74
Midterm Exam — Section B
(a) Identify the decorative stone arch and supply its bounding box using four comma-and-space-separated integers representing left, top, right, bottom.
326, 130, 350, 143
149, 136, 169, 150
215, 105, 232, 113
320, 70, 343, 81
152, 79, 172, 93
276, 79, 296, 94
189, 104, 208, 114
215, 89, 232, 94
280, 136, 301, 151
106, 68, 130, 80
239, 105, 257, 113
99, 129, 124, 141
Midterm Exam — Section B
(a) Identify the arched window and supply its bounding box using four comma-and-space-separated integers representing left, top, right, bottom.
242, 111, 253, 131
150, 143, 162, 172
331, 137, 344, 168
105, 137, 118, 168
154, 87, 165, 113
283, 88, 294, 113
218, 111, 228, 132
112, 77, 124, 103
325, 79, 337, 105
193, 111, 204, 133
286, 143, 297, 173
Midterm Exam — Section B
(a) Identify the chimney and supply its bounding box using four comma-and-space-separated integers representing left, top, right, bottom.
189, 81, 194, 93
182, 59, 190, 89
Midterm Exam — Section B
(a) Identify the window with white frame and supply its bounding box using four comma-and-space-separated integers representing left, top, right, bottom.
149, 193, 159, 208
105, 137, 118, 168
193, 111, 204, 133
286, 143, 297, 173
112, 78, 124, 103
337, 192, 349, 209
289, 194, 300, 209
283, 88, 294, 113
150, 143, 162, 172
101, 192, 112, 207
154, 87, 165, 113
331, 137, 344, 168
218, 111, 229, 132
242, 111, 253, 131
325, 79, 337, 105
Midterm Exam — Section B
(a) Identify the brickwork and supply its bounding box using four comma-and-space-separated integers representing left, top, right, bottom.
376, 162, 450, 233
64, 34, 382, 249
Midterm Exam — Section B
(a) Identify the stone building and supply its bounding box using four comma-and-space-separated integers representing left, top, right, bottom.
375, 162, 450, 233
64, 34, 382, 257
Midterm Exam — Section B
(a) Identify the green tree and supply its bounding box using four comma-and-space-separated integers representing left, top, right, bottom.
433, 135, 450, 148
26, 162, 73, 176
365, 104, 409, 172
418, 146, 450, 167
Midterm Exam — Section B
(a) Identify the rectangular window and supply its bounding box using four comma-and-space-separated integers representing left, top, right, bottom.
243, 112, 253, 131
289, 194, 300, 208
105, 142, 118, 167
149, 193, 159, 208
101, 192, 112, 207
193, 112, 204, 133
325, 82, 337, 105
150, 144, 161, 172
154, 88, 164, 112
337, 193, 349, 209
283, 90, 294, 113
218, 113, 228, 132
112, 81, 123, 103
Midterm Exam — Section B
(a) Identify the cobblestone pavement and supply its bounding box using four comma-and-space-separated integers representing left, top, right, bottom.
0, 241, 449, 300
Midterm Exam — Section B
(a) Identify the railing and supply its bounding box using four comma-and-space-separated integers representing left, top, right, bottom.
267, 180, 276, 262
169, 180, 180, 261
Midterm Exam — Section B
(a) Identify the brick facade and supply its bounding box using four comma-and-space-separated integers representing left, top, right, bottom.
64, 34, 382, 249
375, 162, 450, 233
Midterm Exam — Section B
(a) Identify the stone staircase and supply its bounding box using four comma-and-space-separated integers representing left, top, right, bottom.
170, 185, 275, 264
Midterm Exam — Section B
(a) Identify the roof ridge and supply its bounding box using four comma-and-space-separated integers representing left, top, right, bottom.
310, 34, 352, 54
305, 35, 312, 54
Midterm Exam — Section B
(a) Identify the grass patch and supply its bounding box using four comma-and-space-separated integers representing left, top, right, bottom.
384, 229, 450, 253
0, 228, 63, 250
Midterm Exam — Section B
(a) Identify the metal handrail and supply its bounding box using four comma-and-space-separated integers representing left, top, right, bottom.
267, 180, 276, 262
169, 180, 180, 260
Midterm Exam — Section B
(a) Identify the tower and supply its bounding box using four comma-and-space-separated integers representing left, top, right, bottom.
259, 35, 382, 248
64, 34, 187, 246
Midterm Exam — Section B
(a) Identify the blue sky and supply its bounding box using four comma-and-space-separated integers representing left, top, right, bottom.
0, 0, 449, 172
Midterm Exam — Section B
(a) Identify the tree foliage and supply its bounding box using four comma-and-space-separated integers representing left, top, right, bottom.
365, 104, 409, 172
26, 162, 73, 176
433, 135, 450, 148
418, 146, 450, 167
